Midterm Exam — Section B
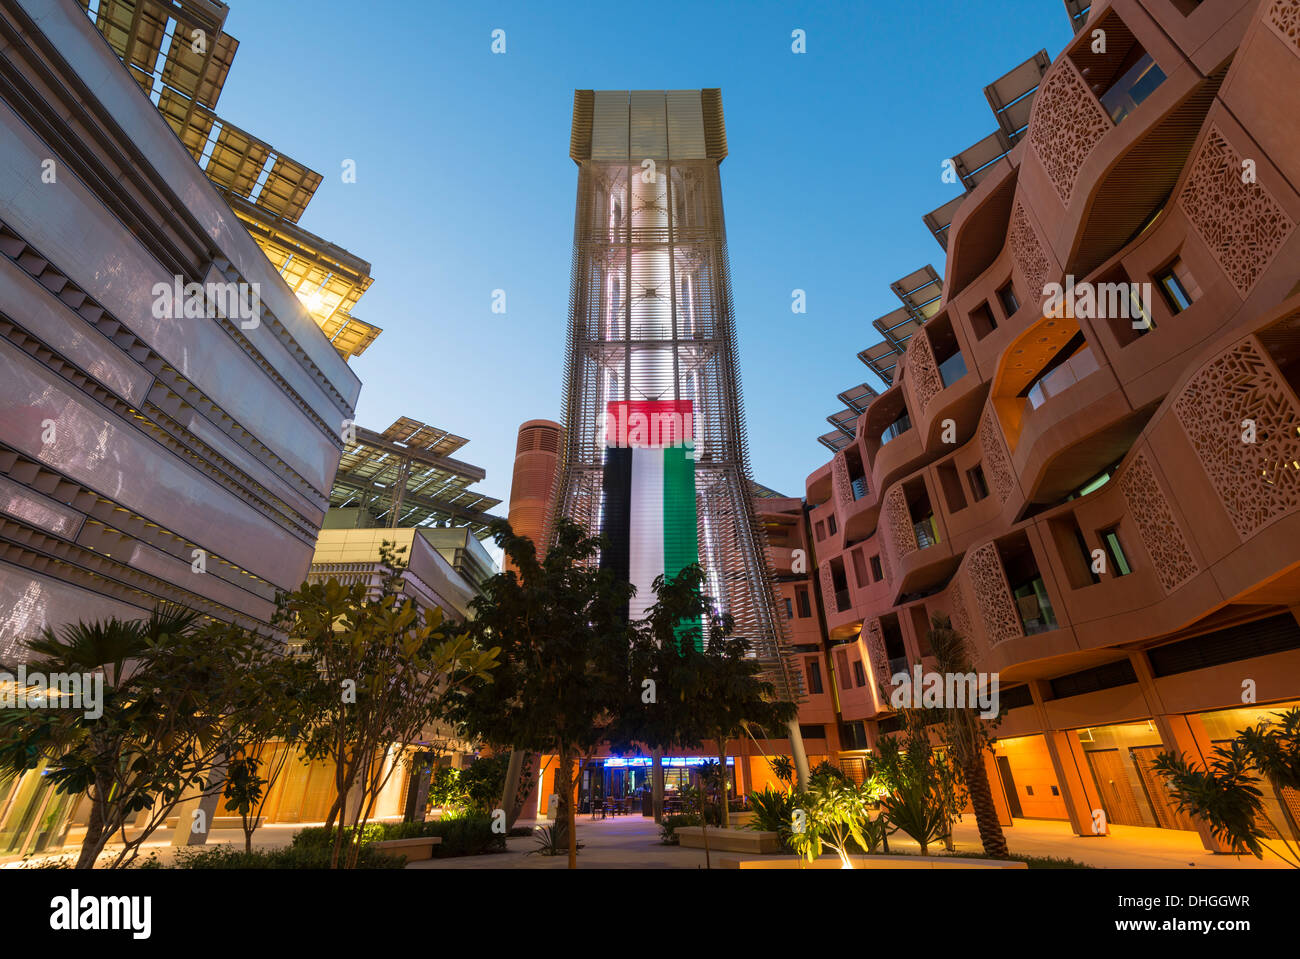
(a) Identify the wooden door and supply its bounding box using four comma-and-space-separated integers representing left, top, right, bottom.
1130, 745, 1198, 831
1086, 749, 1144, 827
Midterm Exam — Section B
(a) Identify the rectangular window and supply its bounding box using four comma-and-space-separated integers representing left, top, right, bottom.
1075, 529, 1101, 585
805, 659, 824, 695
827, 514, 838, 536
815, 521, 825, 541
1101, 527, 1133, 576
851, 549, 868, 589
1129, 285, 1156, 334
997, 281, 1019, 318
969, 300, 998, 340
796, 589, 811, 618
870, 555, 883, 582
1155, 259, 1198, 314
968, 465, 989, 501
783, 597, 793, 619
835, 649, 852, 690
852, 659, 867, 687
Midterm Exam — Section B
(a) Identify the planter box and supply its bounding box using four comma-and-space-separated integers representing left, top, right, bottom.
676, 827, 781, 854
371, 836, 442, 862
719, 854, 1027, 869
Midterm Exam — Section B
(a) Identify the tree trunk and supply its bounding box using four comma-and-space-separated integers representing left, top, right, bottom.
554, 748, 577, 869
717, 739, 730, 830
75, 788, 108, 870
963, 754, 1009, 858
501, 749, 525, 828
651, 749, 664, 824
786, 719, 811, 788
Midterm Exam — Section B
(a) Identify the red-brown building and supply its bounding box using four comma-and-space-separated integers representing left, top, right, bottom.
788, 0, 1300, 850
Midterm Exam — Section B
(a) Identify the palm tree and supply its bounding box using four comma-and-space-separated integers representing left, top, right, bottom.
927, 613, 1010, 859
3, 605, 203, 868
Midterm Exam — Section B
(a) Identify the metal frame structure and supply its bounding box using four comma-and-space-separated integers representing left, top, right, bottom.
77, 0, 380, 359
329, 418, 502, 538
552, 89, 800, 702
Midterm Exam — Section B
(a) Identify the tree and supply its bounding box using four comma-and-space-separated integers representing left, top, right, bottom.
289, 542, 499, 868
611, 564, 797, 835
872, 709, 962, 856
0, 606, 287, 869
1152, 707, 1300, 867
788, 766, 885, 868
220, 639, 319, 853
449, 518, 636, 869
926, 613, 1009, 858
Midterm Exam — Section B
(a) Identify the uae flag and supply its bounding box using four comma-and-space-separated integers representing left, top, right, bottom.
600, 400, 700, 647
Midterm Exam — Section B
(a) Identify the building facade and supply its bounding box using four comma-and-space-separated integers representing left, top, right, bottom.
0, 0, 364, 857
789, 0, 1300, 851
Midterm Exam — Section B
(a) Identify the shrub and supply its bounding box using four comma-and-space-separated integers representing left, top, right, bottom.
168, 844, 405, 869
659, 813, 701, 845
290, 813, 504, 858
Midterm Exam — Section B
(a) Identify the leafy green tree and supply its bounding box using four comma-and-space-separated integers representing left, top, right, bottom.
428, 764, 468, 811
788, 768, 885, 868
289, 542, 500, 868
872, 709, 961, 856
611, 564, 797, 831
1152, 707, 1300, 867
220, 642, 319, 853
0, 606, 287, 869
926, 614, 1009, 858
449, 518, 636, 869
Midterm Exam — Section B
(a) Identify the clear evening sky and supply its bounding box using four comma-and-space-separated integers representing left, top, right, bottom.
214, 0, 1074, 509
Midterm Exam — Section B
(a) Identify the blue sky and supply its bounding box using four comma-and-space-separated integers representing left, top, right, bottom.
215, 0, 1074, 506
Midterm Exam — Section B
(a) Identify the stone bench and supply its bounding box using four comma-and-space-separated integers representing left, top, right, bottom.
719, 853, 1028, 869
371, 836, 442, 862
676, 827, 781, 854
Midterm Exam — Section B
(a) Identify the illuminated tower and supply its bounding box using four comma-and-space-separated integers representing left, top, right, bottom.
553, 89, 799, 702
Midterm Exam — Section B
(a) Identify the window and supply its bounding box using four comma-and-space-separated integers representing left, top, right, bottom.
815, 521, 825, 541
851, 549, 868, 589
827, 514, 838, 536
840, 721, 868, 750
1155, 259, 1197, 314
799, 725, 826, 741
968, 465, 989, 501
997, 281, 1019, 318
1075, 529, 1101, 585
835, 649, 852, 690
796, 589, 811, 618
1098, 52, 1166, 125
1100, 527, 1133, 576
805, 659, 824, 695
970, 300, 998, 339
852, 659, 867, 687
783, 597, 793, 619
870, 555, 883, 582
1012, 577, 1059, 634
1129, 284, 1156, 334
879, 411, 912, 446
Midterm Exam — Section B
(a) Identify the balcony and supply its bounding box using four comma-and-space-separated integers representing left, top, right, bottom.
1026, 345, 1099, 410
913, 514, 941, 550
1098, 53, 1166, 125
1011, 575, 1059, 636
880, 412, 912, 446
937, 351, 968, 388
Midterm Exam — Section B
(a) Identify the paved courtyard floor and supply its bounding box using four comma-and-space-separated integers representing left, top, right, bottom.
408, 814, 1293, 870
7, 813, 1292, 869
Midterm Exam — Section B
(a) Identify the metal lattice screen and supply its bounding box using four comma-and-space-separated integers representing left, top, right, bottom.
549, 154, 801, 702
